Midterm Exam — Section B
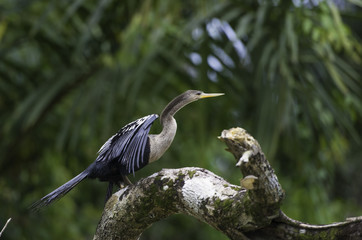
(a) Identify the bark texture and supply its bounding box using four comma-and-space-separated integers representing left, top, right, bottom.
93, 127, 362, 240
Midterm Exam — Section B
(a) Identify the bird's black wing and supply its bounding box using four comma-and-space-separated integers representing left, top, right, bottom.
96, 114, 158, 175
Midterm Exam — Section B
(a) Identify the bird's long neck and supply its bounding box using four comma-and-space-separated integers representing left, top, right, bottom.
148, 94, 193, 163
148, 115, 177, 163
159, 93, 190, 122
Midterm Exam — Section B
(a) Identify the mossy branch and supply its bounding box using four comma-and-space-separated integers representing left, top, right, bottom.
93, 128, 362, 240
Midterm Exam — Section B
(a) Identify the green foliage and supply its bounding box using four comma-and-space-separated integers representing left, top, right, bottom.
1, 0, 362, 239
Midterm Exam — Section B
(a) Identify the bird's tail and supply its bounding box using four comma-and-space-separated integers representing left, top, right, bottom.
30, 171, 88, 212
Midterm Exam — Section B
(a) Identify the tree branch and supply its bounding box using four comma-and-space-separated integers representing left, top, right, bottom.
247, 212, 362, 239
0, 218, 11, 238
94, 167, 249, 240
93, 127, 362, 240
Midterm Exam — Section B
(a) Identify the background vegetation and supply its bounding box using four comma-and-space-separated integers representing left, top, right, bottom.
1, 0, 361, 239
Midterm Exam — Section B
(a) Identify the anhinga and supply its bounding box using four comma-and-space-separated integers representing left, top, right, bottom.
31, 90, 223, 211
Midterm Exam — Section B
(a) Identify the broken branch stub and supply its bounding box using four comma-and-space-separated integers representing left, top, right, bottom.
219, 127, 285, 221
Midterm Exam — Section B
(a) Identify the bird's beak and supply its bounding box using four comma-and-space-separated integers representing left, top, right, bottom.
199, 92, 225, 99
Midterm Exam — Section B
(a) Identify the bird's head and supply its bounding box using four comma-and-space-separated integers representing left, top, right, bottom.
160, 90, 224, 120
183, 90, 225, 103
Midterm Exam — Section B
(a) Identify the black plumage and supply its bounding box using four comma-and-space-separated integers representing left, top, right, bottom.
93, 114, 158, 176
31, 114, 158, 211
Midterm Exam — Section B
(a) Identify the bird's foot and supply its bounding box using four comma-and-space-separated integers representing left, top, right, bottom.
120, 175, 133, 188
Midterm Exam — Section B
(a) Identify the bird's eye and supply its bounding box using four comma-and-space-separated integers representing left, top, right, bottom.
196, 92, 202, 95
